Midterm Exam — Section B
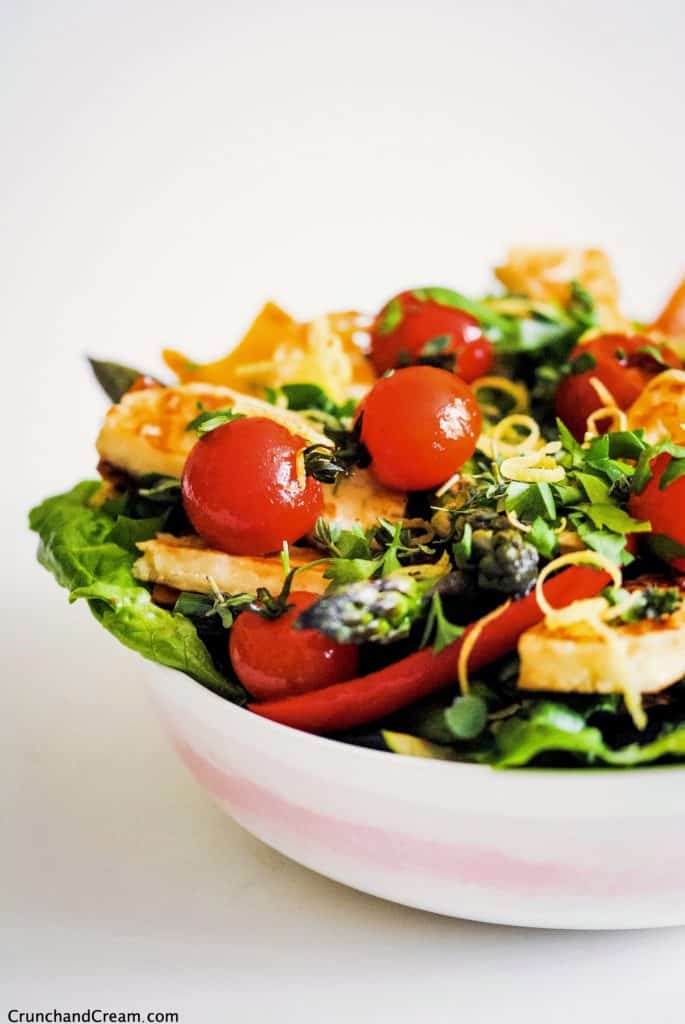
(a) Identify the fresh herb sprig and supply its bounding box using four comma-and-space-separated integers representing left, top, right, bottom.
602, 585, 683, 624
185, 405, 246, 436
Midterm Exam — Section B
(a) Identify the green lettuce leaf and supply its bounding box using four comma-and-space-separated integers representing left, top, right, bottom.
29, 481, 244, 701
493, 702, 685, 768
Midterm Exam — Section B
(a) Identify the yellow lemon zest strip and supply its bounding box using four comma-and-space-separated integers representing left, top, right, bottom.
435, 471, 462, 498
584, 405, 627, 440
534, 550, 621, 619
457, 600, 512, 695
505, 509, 533, 533
500, 441, 565, 483
471, 376, 530, 414
589, 376, 618, 408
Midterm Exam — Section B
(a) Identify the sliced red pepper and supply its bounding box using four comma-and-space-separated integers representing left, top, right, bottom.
248, 565, 610, 734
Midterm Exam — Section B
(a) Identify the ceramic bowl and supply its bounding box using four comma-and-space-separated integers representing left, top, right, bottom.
145, 664, 685, 929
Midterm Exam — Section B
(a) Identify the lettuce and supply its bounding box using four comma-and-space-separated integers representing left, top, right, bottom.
492, 701, 685, 768
29, 481, 245, 702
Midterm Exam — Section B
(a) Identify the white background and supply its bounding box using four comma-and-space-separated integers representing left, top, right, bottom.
3, 0, 685, 1020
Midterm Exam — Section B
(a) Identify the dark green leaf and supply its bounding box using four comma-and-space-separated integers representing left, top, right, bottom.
377, 297, 403, 336
633, 439, 685, 493
567, 281, 597, 327
574, 472, 611, 504
556, 418, 584, 460
493, 701, 685, 768
324, 558, 378, 586
29, 482, 244, 700
185, 407, 245, 435
660, 458, 685, 490
452, 521, 473, 566
568, 351, 597, 375
505, 482, 556, 521
605, 430, 647, 461
411, 288, 513, 338
445, 694, 488, 739
649, 534, 685, 562
420, 592, 464, 654
576, 524, 629, 565
577, 503, 651, 535
528, 517, 558, 559
421, 334, 451, 356
108, 514, 166, 550
88, 358, 149, 402
137, 475, 182, 505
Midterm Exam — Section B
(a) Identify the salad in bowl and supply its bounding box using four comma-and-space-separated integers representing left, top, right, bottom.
30, 248, 685, 771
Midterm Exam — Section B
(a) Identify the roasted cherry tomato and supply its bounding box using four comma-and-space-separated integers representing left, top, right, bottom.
370, 288, 494, 382
229, 591, 360, 701
555, 333, 681, 440
361, 365, 482, 491
629, 452, 685, 572
182, 417, 322, 556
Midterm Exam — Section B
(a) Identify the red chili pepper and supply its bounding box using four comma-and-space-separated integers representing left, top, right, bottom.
248, 566, 610, 734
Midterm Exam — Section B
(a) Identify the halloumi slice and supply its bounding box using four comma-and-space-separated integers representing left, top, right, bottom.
518, 599, 685, 696
133, 534, 328, 596
96, 382, 332, 480
97, 382, 407, 531
318, 468, 406, 532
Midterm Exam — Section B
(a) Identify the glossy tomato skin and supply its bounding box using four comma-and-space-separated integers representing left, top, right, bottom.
370, 289, 494, 382
555, 334, 681, 440
361, 365, 482, 491
182, 417, 322, 556
229, 592, 360, 701
629, 453, 685, 572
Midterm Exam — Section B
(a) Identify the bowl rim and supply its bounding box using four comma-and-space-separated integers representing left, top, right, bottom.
148, 662, 685, 803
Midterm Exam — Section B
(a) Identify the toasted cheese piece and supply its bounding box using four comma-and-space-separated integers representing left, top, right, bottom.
96, 382, 332, 479
518, 601, 685, 696
318, 468, 406, 532
626, 369, 685, 445
133, 534, 328, 595
97, 383, 406, 531
495, 247, 629, 330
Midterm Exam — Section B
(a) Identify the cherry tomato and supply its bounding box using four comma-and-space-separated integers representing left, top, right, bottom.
229, 591, 360, 701
555, 334, 681, 440
628, 453, 685, 571
182, 417, 322, 556
370, 288, 494, 382
361, 366, 482, 491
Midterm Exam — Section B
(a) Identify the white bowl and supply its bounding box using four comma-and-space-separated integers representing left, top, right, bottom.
145, 664, 685, 929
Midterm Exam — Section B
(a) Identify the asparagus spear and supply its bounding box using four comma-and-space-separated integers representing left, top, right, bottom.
297, 572, 469, 645
452, 511, 539, 597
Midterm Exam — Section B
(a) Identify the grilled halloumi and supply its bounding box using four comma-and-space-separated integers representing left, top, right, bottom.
318, 468, 405, 532
626, 369, 685, 445
133, 534, 328, 595
96, 382, 333, 480
97, 382, 406, 530
518, 594, 685, 697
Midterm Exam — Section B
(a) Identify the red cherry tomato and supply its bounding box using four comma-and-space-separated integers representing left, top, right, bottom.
361, 366, 482, 491
182, 417, 322, 556
229, 591, 360, 701
628, 453, 685, 571
555, 334, 681, 440
370, 288, 494, 382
